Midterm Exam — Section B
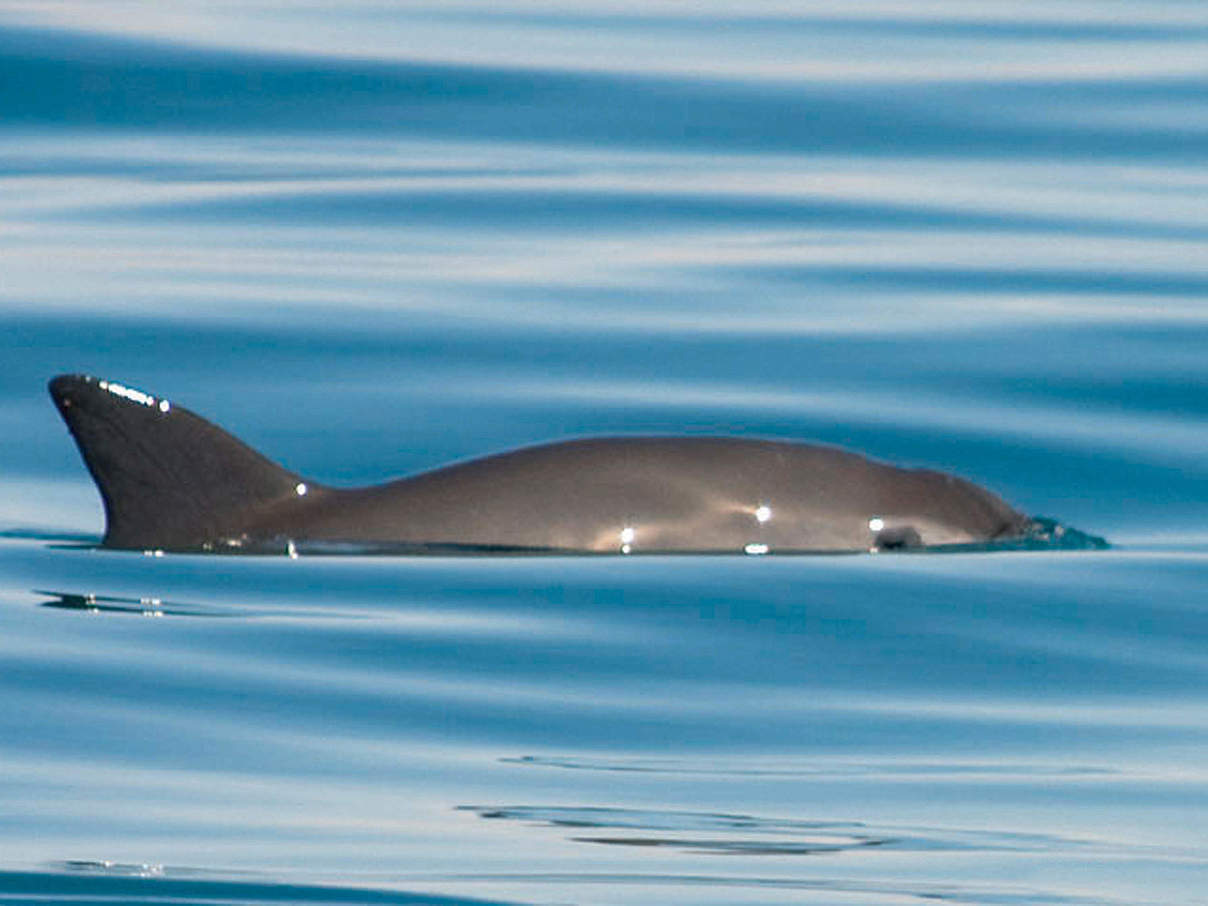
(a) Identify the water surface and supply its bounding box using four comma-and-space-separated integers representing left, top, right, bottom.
1, 3, 1206, 904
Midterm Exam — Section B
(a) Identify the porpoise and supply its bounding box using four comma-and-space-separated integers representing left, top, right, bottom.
48, 374, 1099, 555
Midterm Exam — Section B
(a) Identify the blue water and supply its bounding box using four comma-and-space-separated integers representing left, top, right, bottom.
2, 3, 1207, 904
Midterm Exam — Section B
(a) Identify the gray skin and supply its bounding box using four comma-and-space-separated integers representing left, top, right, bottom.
49, 374, 1030, 554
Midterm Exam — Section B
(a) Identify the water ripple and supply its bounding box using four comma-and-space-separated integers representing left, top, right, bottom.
3, 24, 1208, 160
460, 804, 1103, 856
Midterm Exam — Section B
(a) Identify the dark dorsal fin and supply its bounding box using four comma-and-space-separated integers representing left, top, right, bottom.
49, 374, 312, 550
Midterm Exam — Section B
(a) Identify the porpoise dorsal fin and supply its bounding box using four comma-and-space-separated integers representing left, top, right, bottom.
48, 374, 313, 550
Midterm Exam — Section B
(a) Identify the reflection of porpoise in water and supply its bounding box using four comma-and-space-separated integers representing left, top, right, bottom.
49, 374, 1102, 555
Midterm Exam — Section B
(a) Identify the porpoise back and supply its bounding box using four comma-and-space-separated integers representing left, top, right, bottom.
49, 373, 1066, 555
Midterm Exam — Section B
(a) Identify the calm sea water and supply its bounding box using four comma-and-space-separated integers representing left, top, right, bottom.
2, 3, 1207, 904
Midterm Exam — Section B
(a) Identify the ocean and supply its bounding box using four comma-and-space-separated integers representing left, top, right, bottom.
1, 3, 1206, 904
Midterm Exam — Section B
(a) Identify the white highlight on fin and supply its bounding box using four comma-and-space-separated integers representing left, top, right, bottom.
100, 379, 158, 408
